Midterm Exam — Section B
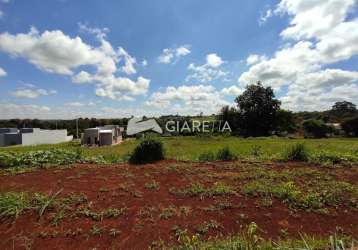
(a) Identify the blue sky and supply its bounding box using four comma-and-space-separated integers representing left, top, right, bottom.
0, 0, 357, 119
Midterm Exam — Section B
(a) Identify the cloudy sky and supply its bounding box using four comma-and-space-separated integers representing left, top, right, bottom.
0, 0, 357, 119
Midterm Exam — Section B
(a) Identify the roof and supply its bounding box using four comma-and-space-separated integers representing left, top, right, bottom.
99, 130, 113, 133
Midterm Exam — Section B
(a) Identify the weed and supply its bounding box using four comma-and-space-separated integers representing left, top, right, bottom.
284, 143, 309, 161
145, 180, 160, 190
250, 145, 262, 157
160, 206, 176, 220
172, 182, 236, 198
109, 228, 121, 237
103, 207, 127, 218
216, 147, 236, 161
196, 220, 221, 235
90, 224, 103, 236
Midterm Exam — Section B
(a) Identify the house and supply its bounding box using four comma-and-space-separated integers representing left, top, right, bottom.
0, 128, 73, 147
82, 125, 124, 146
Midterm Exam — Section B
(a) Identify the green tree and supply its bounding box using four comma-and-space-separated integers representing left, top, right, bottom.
302, 119, 330, 138
235, 82, 281, 136
341, 116, 358, 137
275, 109, 297, 134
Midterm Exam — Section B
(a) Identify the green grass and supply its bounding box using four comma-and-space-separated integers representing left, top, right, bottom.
171, 182, 236, 198
170, 222, 356, 250
1, 136, 358, 164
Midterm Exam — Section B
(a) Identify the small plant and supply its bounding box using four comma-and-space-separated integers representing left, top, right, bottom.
284, 143, 309, 161
103, 207, 127, 218
216, 146, 236, 161
196, 220, 221, 235
250, 145, 262, 157
109, 228, 121, 237
159, 206, 176, 220
90, 225, 103, 236
129, 139, 165, 164
145, 180, 160, 190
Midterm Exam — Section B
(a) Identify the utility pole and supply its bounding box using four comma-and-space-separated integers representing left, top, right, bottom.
76, 118, 79, 139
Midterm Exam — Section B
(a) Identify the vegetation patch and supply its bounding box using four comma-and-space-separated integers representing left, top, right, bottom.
171, 182, 236, 198
129, 139, 165, 164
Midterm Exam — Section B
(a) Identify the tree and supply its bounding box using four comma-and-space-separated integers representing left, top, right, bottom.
341, 116, 358, 137
302, 119, 330, 138
235, 82, 281, 136
218, 105, 239, 133
275, 109, 297, 134
332, 101, 356, 113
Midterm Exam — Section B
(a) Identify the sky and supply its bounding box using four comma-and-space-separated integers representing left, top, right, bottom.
0, 0, 357, 119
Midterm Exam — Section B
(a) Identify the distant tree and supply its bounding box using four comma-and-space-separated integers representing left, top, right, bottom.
218, 106, 239, 132
332, 101, 356, 113
302, 119, 330, 138
235, 82, 281, 136
275, 109, 297, 134
341, 116, 358, 137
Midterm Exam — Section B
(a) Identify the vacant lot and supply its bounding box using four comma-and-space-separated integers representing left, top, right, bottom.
1, 136, 358, 161
0, 160, 357, 249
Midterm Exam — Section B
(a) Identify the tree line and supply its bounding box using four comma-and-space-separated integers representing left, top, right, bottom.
1, 82, 357, 138
219, 82, 358, 137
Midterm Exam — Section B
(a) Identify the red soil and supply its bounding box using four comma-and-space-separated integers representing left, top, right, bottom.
0, 160, 357, 250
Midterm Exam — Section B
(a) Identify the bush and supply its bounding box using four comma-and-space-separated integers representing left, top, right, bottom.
302, 119, 330, 138
216, 147, 235, 161
129, 139, 165, 164
284, 143, 309, 161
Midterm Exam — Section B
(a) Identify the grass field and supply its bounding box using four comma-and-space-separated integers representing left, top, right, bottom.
1, 136, 358, 161
1, 136, 358, 249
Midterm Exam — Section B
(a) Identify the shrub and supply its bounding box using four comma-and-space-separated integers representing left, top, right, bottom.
129, 139, 165, 164
284, 143, 309, 161
302, 119, 330, 138
216, 147, 235, 161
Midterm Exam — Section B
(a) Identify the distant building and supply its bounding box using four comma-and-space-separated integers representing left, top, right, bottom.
82, 125, 124, 146
0, 128, 73, 147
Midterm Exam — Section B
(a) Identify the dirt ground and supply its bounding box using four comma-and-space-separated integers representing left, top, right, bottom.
0, 160, 357, 250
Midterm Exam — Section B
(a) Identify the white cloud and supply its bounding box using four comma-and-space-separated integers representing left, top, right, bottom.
276, 0, 356, 40
259, 9, 273, 26
142, 59, 148, 67
220, 85, 244, 96
0, 67, 6, 77
239, 0, 358, 111
0, 27, 149, 101
157, 45, 191, 64
206, 53, 224, 68
95, 76, 150, 101
11, 87, 57, 99
0, 103, 51, 119
246, 54, 267, 66
146, 84, 229, 115
67, 102, 86, 107
186, 53, 228, 83
78, 22, 109, 40
117, 47, 136, 75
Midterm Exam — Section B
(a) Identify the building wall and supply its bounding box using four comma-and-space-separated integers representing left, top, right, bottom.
0, 133, 22, 147
82, 129, 100, 145
22, 129, 72, 146
99, 132, 113, 146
